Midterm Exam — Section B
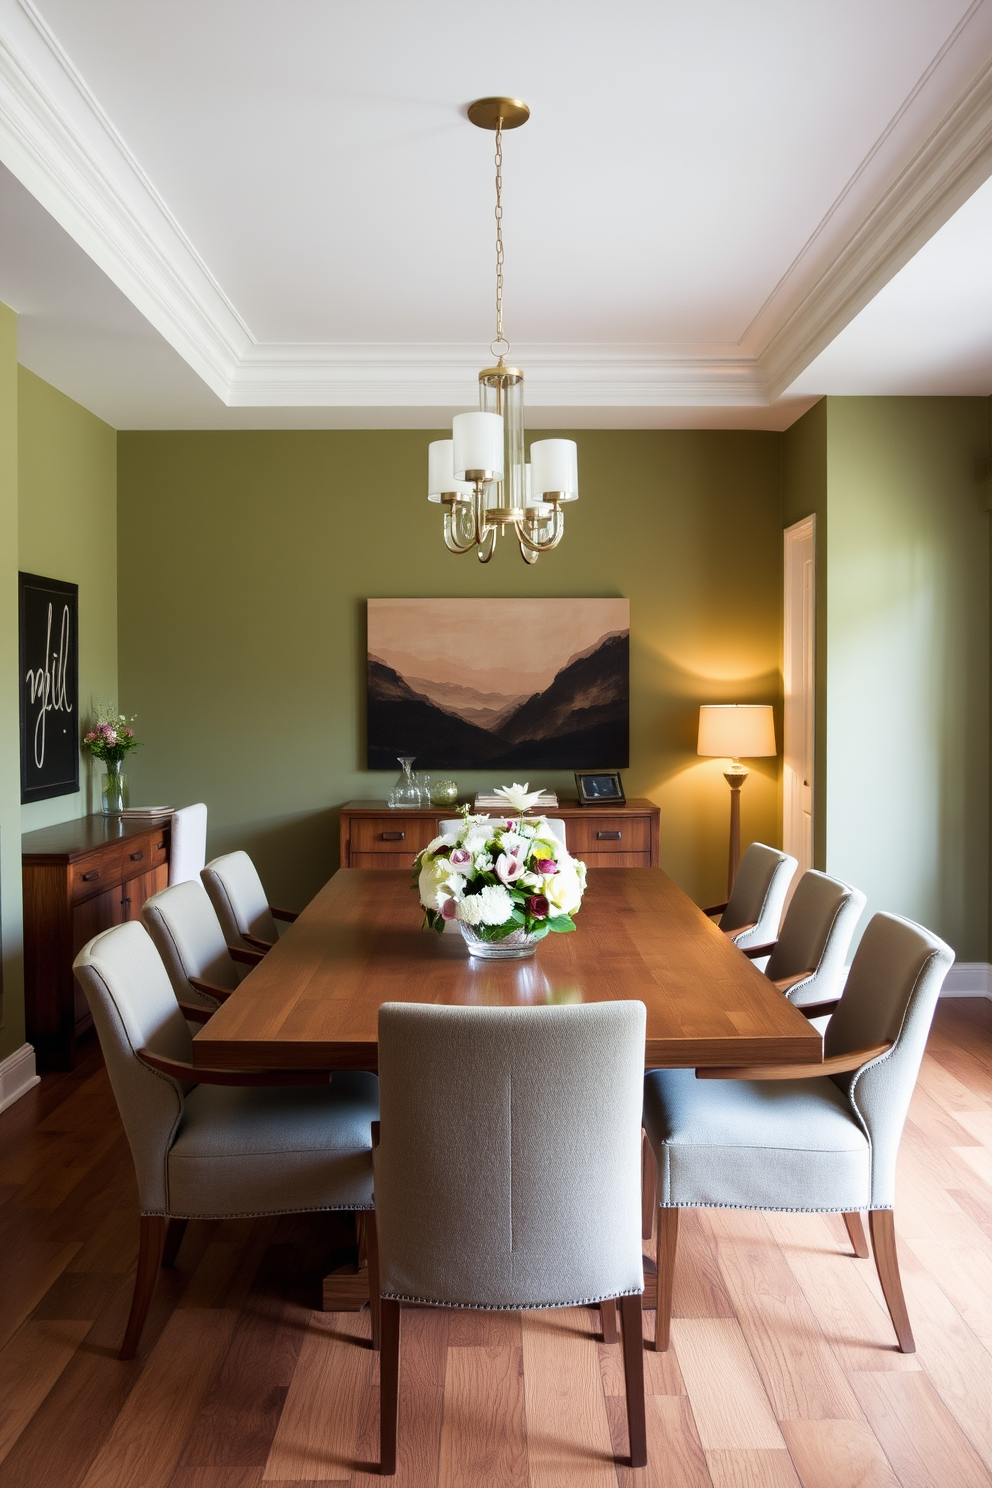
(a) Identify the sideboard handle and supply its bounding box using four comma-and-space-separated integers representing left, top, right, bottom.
381, 831, 405, 841
130, 849, 144, 861
81, 868, 100, 882
596, 830, 622, 840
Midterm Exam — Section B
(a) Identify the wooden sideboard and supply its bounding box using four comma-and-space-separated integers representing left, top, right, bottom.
339, 798, 660, 870
22, 815, 171, 1070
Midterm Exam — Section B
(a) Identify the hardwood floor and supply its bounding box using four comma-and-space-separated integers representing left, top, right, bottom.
0, 998, 990, 1487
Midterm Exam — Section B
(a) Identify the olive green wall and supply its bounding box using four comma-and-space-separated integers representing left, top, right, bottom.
0, 303, 24, 1059
824, 397, 989, 960
783, 399, 828, 867
117, 430, 785, 910
18, 367, 118, 831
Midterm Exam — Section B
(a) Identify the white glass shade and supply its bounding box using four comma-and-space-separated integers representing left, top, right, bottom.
427, 440, 474, 503
530, 438, 579, 501
697, 705, 777, 759
453, 411, 504, 480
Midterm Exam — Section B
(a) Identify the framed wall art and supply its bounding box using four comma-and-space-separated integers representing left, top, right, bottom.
367, 597, 629, 771
19, 572, 79, 804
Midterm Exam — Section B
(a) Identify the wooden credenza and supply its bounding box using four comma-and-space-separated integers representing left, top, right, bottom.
339, 798, 660, 870
22, 815, 171, 1070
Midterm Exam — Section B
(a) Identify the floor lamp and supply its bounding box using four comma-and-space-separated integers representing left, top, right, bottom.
697, 704, 777, 896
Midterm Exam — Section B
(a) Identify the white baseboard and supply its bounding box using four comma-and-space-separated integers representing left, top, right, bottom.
940, 962, 992, 999
0, 1043, 41, 1115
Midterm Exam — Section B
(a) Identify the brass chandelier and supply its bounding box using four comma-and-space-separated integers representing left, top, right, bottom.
427, 97, 579, 564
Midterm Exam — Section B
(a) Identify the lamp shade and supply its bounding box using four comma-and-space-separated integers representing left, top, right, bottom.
530, 438, 579, 501
697, 704, 776, 759
453, 411, 503, 480
427, 440, 474, 503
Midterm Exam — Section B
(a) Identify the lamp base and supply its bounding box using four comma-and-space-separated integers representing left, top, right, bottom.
724, 762, 749, 897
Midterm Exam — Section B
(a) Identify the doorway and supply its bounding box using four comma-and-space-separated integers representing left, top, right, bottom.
783, 516, 816, 876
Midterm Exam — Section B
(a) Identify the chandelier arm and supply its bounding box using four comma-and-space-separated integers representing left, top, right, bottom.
515, 508, 565, 553
518, 539, 540, 564
477, 526, 498, 564
443, 505, 479, 554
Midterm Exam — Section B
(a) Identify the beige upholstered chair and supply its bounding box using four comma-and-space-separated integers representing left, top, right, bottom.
642, 912, 953, 1355
744, 869, 866, 1010
73, 920, 378, 1359
201, 850, 298, 953
370, 1001, 648, 1473
142, 879, 259, 1012
439, 816, 568, 847
168, 802, 208, 886
704, 841, 797, 950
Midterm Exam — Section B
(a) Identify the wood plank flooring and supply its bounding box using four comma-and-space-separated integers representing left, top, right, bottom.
0, 998, 990, 1488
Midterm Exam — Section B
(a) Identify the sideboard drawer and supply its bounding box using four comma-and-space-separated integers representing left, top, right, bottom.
148, 833, 169, 871
349, 817, 437, 859
566, 815, 651, 856
70, 844, 124, 903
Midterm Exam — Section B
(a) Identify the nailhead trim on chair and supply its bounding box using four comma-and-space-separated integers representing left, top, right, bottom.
378, 1286, 646, 1310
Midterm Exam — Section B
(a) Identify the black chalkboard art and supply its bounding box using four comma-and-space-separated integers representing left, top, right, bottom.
19, 572, 79, 804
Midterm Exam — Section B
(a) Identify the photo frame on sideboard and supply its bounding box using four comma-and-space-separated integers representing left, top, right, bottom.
19, 572, 79, 804
574, 770, 626, 806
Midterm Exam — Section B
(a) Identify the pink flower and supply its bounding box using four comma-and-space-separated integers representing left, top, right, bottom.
528, 895, 550, 918
123, 728, 134, 737
441, 898, 458, 920
535, 858, 557, 874
495, 853, 524, 885
449, 848, 472, 868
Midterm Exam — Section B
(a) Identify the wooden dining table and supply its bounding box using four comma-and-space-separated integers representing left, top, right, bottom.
193, 867, 821, 1308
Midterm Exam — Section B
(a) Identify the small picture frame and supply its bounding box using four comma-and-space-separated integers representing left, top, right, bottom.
574, 770, 625, 806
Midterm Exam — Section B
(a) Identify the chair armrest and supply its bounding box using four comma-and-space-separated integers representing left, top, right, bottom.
137, 1048, 331, 1086
228, 944, 265, 965
722, 922, 756, 941
179, 1003, 213, 1024
271, 906, 298, 922
188, 977, 233, 1002
794, 997, 840, 1019
771, 968, 816, 991
742, 942, 778, 960
243, 933, 275, 953
702, 902, 728, 917
695, 1041, 893, 1082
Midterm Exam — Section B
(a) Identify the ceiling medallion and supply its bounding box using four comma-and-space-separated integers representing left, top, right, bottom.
427, 97, 579, 564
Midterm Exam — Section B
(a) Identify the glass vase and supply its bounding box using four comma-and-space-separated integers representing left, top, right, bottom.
101, 760, 129, 815
458, 922, 543, 960
389, 755, 422, 809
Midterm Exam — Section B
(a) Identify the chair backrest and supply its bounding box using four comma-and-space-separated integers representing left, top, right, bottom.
765, 870, 866, 1006
825, 912, 953, 1207
374, 1000, 646, 1310
439, 816, 568, 848
169, 802, 208, 886
721, 842, 797, 947
141, 879, 240, 1008
73, 921, 191, 1212
201, 850, 278, 949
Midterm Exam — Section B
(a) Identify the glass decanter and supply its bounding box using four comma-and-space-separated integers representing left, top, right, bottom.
389, 756, 422, 808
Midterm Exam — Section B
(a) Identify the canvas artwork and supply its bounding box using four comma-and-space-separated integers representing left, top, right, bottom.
367, 597, 629, 770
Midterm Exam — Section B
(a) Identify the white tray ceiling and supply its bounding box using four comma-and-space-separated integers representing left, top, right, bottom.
0, 0, 990, 428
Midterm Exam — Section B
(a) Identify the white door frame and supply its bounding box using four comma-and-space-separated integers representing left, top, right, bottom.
783, 516, 816, 878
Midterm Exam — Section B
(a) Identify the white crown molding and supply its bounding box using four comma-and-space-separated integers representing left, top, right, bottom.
0, 1043, 39, 1114
2, 0, 992, 412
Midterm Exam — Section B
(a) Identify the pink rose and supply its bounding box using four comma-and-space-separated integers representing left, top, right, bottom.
441, 898, 458, 920
495, 853, 524, 885
535, 858, 557, 874
528, 895, 550, 918
449, 848, 472, 868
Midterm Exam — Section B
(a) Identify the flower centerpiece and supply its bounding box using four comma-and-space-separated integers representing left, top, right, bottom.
82, 703, 140, 814
413, 787, 586, 960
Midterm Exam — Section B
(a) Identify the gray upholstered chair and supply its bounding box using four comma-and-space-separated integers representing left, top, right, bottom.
201, 849, 298, 953
73, 920, 378, 1360
704, 841, 797, 950
743, 869, 866, 1010
142, 878, 260, 1013
168, 802, 208, 886
642, 912, 953, 1355
369, 1001, 648, 1473
439, 816, 568, 847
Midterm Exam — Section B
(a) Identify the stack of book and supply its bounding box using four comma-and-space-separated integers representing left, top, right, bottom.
473, 791, 558, 810
119, 806, 174, 822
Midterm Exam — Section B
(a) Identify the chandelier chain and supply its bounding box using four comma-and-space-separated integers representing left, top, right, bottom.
491, 120, 509, 359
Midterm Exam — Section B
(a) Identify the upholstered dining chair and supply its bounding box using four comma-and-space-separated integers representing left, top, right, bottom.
742, 869, 867, 1010
201, 850, 298, 953
369, 1001, 648, 1473
642, 912, 953, 1355
168, 802, 208, 886
439, 816, 568, 847
704, 841, 797, 950
73, 920, 378, 1360
142, 878, 261, 1012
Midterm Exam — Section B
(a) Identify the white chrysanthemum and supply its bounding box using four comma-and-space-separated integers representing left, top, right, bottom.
464, 825, 492, 855
518, 822, 537, 839
474, 851, 494, 873
546, 861, 584, 916
499, 830, 526, 856
455, 894, 486, 925
475, 883, 515, 925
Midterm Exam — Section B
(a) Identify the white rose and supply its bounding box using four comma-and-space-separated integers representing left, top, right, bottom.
546, 862, 583, 916
418, 858, 465, 911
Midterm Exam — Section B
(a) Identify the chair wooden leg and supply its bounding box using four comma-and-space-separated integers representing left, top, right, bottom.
161, 1217, 188, 1268
600, 1298, 619, 1344
654, 1207, 679, 1352
619, 1294, 647, 1469
868, 1210, 915, 1353
843, 1211, 869, 1259
379, 1297, 401, 1474
366, 1210, 381, 1352
120, 1214, 168, 1360
641, 1130, 656, 1241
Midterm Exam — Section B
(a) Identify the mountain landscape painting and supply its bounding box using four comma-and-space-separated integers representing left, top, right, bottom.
367, 598, 629, 770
